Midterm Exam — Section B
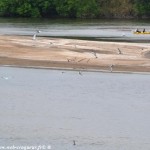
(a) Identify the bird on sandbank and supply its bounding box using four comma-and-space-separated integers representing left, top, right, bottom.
32, 30, 41, 40
110, 64, 114, 72
118, 48, 122, 54
91, 51, 98, 58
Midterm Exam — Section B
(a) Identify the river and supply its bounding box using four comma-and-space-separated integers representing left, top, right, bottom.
0, 18, 150, 42
0, 67, 150, 150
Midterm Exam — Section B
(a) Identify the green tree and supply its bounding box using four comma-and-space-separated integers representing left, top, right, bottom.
77, 0, 99, 18
54, 0, 78, 17
55, 0, 99, 18
134, 0, 150, 17
36, 0, 57, 17
0, 0, 57, 17
0, 0, 150, 18
0, 0, 18, 16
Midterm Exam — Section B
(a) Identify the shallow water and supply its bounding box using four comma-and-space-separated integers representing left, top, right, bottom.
0, 67, 150, 150
0, 18, 150, 42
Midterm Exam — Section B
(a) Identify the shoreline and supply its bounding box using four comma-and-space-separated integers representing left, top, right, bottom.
1, 65, 150, 75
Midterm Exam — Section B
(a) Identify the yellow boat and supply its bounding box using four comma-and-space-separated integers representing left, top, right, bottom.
133, 31, 150, 34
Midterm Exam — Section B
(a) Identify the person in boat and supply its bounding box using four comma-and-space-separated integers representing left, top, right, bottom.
136, 29, 140, 33
143, 28, 145, 33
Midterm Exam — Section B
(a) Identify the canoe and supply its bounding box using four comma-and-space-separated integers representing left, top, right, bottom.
133, 32, 150, 34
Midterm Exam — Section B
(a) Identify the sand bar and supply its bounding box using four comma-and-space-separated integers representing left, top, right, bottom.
0, 35, 150, 73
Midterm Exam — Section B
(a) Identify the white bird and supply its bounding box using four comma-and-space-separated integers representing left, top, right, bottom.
1, 76, 11, 80
92, 51, 98, 58
110, 65, 114, 72
33, 30, 41, 40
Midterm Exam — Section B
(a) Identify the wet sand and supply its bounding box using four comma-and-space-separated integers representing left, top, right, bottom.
0, 35, 150, 73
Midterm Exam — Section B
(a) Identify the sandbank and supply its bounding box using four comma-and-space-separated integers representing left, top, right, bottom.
0, 35, 150, 73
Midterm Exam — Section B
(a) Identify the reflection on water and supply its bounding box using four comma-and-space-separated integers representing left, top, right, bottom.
0, 18, 150, 42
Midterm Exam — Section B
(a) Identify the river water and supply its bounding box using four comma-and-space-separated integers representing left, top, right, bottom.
0, 67, 150, 150
0, 18, 150, 42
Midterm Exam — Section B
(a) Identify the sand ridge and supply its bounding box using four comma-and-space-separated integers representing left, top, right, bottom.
0, 35, 150, 73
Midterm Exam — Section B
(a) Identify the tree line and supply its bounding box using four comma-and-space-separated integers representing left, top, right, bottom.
0, 0, 149, 18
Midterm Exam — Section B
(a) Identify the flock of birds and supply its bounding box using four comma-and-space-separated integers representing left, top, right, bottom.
0, 30, 124, 80
65, 48, 122, 74
31, 29, 125, 75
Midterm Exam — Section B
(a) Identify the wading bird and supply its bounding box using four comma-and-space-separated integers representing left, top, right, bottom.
118, 48, 122, 54
79, 71, 82, 76
91, 51, 98, 58
110, 64, 114, 72
73, 140, 76, 145
33, 30, 41, 40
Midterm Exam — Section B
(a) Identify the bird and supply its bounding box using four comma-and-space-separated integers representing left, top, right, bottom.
67, 59, 71, 62
118, 48, 122, 54
109, 64, 114, 72
73, 140, 76, 146
91, 51, 98, 58
79, 71, 82, 76
1, 76, 10, 80
32, 30, 41, 40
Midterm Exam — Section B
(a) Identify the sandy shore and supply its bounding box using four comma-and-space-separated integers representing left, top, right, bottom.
0, 35, 150, 73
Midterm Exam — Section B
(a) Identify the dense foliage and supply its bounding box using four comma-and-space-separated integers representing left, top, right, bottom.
0, 0, 149, 18
134, 0, 150, 17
